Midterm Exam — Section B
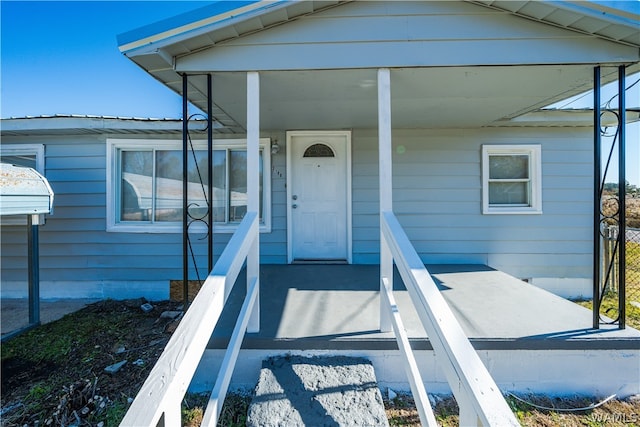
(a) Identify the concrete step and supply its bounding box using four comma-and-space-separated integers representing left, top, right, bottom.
247, 355, 389, 427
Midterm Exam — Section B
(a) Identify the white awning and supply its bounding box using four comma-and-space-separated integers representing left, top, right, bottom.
0, 163, 54, 216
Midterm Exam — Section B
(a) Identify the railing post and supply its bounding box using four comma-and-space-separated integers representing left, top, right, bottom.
247, 71, 260, 333
121, 214, 257, 426
458, 395, 481, 427
378, 68, 393, 332
160, 401, 182, 427
381, 212, 519, 426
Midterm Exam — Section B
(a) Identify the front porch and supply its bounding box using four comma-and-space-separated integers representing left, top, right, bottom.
193, 264, 640, 397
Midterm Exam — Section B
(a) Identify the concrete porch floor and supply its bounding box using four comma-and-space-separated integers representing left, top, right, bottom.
210, 264, 640, 351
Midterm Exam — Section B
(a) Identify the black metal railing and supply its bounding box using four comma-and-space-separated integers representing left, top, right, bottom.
182, 73, 214, 308
594, 65, 627, 329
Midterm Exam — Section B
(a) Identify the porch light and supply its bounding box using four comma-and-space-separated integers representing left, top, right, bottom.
271, 140, 280, 155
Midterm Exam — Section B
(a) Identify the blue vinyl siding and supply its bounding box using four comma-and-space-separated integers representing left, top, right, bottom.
1, 126, 593, 298
350, 127, 592, 281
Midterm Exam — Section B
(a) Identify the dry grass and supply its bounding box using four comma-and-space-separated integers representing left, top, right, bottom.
385, 392, 640, 427
180, 391, 640, 427
602, 195, 640, 229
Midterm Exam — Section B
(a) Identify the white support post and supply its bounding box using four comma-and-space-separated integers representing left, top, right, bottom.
247, 71, 260, 333
378, 68, 392, 332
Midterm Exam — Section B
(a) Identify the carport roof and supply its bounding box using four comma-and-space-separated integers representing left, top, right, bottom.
0, 163, 54, 216
0, 115, 212, 136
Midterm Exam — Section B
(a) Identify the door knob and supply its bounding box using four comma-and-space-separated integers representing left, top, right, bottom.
292, 204, 298, 209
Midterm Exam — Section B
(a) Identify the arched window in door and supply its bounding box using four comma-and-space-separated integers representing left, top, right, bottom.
303, 143, 335, 158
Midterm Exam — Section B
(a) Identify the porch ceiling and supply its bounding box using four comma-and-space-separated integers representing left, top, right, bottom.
185, 64, 631, 132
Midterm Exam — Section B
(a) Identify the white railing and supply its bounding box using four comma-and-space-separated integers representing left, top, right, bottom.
120, 212, 259, 427
380, 277, 438, 426
381, 211, 519, 427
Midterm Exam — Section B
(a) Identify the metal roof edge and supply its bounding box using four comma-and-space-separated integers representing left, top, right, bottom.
553, 0, 640, 28
118, 0, 287, 55
494, 108, 640, 127
0, 115, 211, 134
466, 0, 640, 47
117, 1, 258, 46
4, 110, 638, 133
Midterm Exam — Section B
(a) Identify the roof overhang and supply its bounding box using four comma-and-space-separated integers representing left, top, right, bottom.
117, 0, 640, 132
0, 163, 54, 216
118, 1, 346, 55
469, 0, 640, 46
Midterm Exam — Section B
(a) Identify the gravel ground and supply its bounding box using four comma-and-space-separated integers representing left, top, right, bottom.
247, 355, 389, 427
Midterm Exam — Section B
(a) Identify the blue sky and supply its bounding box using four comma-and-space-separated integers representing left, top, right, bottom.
1, 0, 638, 184
1, 1, 206, 119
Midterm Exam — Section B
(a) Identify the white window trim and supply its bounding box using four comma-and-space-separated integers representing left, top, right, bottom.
107, 138, 271, 233
0, 144, 46, 226
0, 144, 45, 171
482, 144, 542, 215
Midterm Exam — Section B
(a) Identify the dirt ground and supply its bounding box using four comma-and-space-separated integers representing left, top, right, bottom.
1, 299, 182, 426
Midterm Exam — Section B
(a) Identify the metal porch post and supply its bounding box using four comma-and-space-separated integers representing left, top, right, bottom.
182, 74, 189, 308
247, 71, 260, 333
27, 214, 40, 326
593, 66, 601, 329
618, 65, 626, 329
208, 74, 214, 272
378, 68, 392, 333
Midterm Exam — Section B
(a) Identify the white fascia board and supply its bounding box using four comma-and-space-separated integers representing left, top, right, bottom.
118, 1, 289, 56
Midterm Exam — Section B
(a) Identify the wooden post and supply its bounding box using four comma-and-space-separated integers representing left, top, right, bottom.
247, 71, 260, 333
378, 68, 393, 332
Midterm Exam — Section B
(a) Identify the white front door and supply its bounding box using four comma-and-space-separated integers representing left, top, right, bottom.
287, 131, 351, 262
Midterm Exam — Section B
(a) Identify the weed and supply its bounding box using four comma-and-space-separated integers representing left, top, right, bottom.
179, 391, 252, 427
182, 392, 208, 426
101, 399, 127, 427
25, 382, 52, 401
217, 391, 252, 427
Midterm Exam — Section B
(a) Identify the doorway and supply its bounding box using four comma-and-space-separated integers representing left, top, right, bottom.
287, 131, 352, 263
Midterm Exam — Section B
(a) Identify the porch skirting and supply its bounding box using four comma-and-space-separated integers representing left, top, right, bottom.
193, 348, 638, 398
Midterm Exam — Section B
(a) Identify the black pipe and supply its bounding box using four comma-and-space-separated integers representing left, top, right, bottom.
183, 74, 189, 310
618, 65, 626, 329
593, 66, 601, 329
208, 74, 214, 273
